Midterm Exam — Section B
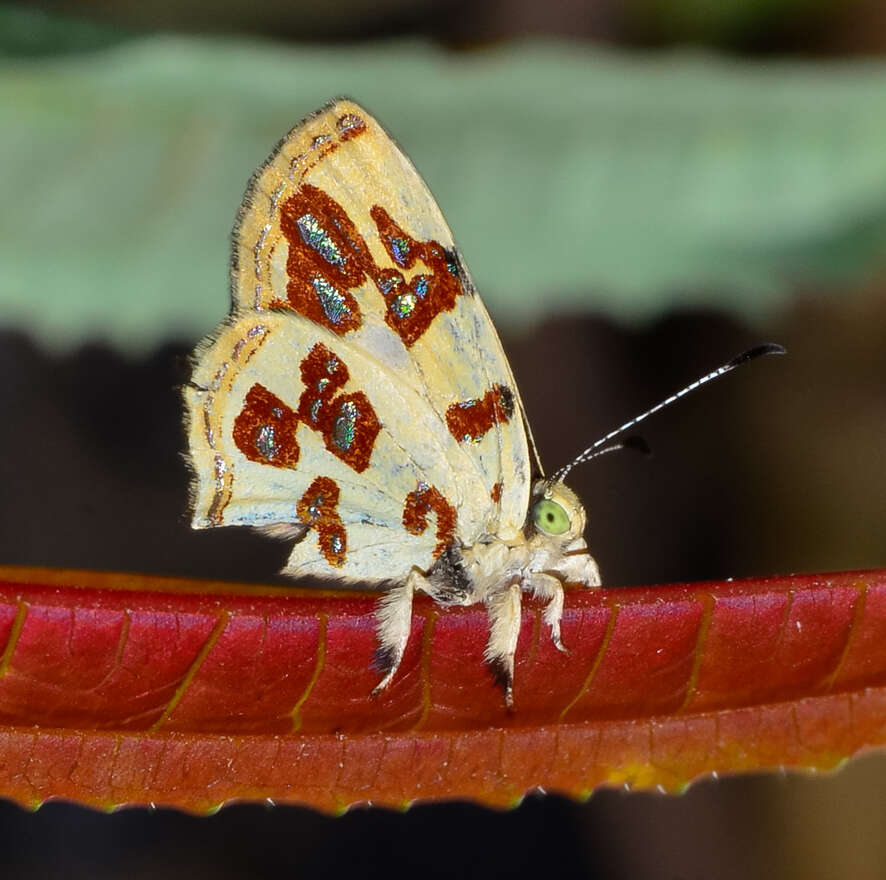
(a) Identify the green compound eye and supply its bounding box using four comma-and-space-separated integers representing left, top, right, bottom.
532, 498, 571, 536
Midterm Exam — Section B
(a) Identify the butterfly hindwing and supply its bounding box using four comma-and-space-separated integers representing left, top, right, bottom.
186, 99, 533, 582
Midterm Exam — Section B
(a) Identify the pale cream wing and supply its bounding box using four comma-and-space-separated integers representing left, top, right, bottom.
229, 98, 534, 543
187, 311, 487, 580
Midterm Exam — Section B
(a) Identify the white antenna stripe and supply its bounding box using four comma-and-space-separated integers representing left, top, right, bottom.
551, 344, 785, 484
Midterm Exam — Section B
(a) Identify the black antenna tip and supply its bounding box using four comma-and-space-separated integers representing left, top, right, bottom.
727, 343, 786, 368
623, 435, 652, 457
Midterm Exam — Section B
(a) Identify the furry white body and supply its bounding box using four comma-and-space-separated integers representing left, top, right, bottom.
375, 481, 600, 702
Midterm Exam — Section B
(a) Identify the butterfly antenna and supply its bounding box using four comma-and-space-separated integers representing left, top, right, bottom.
585, 435, 652, 462
551, 343, 786, 484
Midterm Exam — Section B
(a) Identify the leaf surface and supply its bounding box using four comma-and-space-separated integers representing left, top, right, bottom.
0, 566, 883, 812
4, 29, 886, 350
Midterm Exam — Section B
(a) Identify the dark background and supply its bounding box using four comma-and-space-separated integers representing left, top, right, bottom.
3, 1, 886, 878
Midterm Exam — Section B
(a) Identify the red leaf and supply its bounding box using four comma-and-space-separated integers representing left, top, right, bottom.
0, 566, 883, 812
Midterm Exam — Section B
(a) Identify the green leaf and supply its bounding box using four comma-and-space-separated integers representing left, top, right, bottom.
2, 24, 886, 350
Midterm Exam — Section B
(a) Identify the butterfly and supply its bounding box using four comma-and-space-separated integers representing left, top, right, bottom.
184, 98, 783, 706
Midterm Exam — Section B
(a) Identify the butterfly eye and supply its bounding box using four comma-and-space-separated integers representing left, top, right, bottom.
532, 498, 571, 536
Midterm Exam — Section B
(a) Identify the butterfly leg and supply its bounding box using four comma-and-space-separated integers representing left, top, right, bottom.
484, 581, 522, 708
372, 568, 427, 695
527, 573, 568, 653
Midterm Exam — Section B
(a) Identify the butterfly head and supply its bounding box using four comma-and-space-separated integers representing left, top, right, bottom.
529, 479, 587, 543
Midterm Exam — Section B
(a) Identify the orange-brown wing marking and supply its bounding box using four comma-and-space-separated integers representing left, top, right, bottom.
276, 182, 467, 346
402, 483, 457, 559
297, 343, 381, 473
297, 476, 347, 566
296, 341, 350, 422
278, 185, 367, 334
445, 384, 515, 444
232, 384, 301, 468
337, 112, 367, 141
370, 205, 466, 347
231, 346, 380, 475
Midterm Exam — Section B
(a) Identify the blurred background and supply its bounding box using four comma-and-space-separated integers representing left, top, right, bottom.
2, 0, 886, 877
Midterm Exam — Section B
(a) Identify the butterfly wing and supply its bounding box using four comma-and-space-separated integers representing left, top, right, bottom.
186, 99, 533, 582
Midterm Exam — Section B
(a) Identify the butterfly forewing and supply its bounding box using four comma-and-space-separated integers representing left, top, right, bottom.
186, 99, 532, 582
